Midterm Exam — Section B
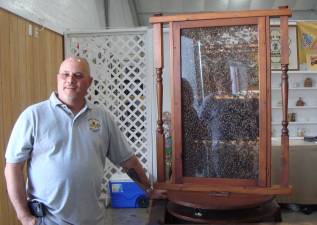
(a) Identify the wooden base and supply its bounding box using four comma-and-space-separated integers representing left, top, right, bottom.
167, 191, 274, 209
148, 198, 282, 224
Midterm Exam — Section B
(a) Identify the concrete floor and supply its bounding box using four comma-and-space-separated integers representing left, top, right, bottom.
104, 208, 148, 225
281, 204, 317, 224
104, 204, 317, 225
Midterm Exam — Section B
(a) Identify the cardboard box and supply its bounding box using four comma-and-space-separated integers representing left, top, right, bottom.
109, 174, 149, 208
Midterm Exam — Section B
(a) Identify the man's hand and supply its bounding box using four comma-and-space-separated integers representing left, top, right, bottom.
148, 188, 167, 199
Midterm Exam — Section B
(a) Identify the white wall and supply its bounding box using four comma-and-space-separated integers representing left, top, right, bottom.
0, 0, 106, 34
107, 0, 139, 27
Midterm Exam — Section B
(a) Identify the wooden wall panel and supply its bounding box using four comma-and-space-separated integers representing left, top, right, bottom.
0, 10, 15, 225
0, 8, 63, 225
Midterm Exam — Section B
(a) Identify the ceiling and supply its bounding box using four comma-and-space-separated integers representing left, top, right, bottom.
133, 0, 317, 25
1, 0, 317, 33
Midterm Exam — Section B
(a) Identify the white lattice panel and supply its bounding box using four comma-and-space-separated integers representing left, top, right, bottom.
64, 29, 151, 198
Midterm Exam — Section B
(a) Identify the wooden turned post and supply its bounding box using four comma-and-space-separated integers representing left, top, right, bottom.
153, 22, 165, 182
279, 15, 290, 187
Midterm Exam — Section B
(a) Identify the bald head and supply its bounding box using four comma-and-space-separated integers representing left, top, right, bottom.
57, 56, 93, 111
59, 57, 91, 77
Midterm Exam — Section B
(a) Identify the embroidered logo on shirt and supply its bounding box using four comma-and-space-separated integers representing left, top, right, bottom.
88, 118, 101, 132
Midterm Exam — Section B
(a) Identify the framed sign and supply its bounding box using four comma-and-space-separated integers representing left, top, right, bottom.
306, 52, 317, 70
270, 25, 299, 70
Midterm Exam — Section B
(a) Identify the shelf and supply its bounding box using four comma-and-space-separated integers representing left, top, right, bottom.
272, 106, 317, 109
272, 87, 317, 90
272, 136, 304, 140
272, 70, 317, 74
272, 122, 317, 125
271, 137, 317, 146
271, 70, 317, 141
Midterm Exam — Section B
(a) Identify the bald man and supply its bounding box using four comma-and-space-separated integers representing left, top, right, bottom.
5, 57, 155, 225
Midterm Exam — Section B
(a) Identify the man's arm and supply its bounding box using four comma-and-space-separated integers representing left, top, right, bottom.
120, 155, 166, 199
4, 162, 37, 225
121, 155, 151, 191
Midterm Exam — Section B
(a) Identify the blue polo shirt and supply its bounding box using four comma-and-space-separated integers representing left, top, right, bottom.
6, 92, 134, 225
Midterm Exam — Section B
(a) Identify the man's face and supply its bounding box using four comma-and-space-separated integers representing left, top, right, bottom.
57, 58, 92, 104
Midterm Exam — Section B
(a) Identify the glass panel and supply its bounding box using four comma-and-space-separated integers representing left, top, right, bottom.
181, 25, 259, 179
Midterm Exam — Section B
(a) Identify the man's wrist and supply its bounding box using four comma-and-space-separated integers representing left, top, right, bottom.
17, 210, 32, 221
18, 213, 35, 223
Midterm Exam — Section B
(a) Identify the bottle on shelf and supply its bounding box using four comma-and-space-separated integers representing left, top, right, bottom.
304, 77, 313, 87
288, 112, 296, 122
296, 97, 305, 106
296, 128, 305, 137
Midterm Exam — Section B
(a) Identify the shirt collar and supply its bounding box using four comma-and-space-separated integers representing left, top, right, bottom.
50, 92, 63, 107
49, 92, 90, 111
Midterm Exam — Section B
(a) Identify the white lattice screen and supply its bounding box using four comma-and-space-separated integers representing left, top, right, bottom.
64, 28, 153, 198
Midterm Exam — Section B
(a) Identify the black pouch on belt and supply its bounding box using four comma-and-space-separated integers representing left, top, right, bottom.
28, 200, 46, 217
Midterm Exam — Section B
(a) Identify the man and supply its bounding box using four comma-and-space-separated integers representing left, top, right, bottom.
5, 57, 156, 225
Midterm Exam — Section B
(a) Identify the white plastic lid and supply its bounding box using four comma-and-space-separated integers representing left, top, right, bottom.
109, 173, 133, 182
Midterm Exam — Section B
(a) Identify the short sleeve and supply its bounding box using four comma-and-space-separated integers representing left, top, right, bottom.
105, 113, 134, 166
5, 108, 34, 163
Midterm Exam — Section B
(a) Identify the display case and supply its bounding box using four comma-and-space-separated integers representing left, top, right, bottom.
149, 7, 292, 224
272, 70, 317, 138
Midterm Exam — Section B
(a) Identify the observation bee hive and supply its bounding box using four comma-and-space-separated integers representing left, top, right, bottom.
149, 6, 292, 224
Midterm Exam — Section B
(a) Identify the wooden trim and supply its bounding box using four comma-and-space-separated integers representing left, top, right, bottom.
280, 17, 289, 65
170, 22, 183, 183
258, 16, 268, 187
153, 24, 164, 68
266, 16, 272, 186
149, 7, 292, 24
153, 22, 165, 182
154, 183, 292, 195
176, 17, 258, 29
183, 177, 256, 186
